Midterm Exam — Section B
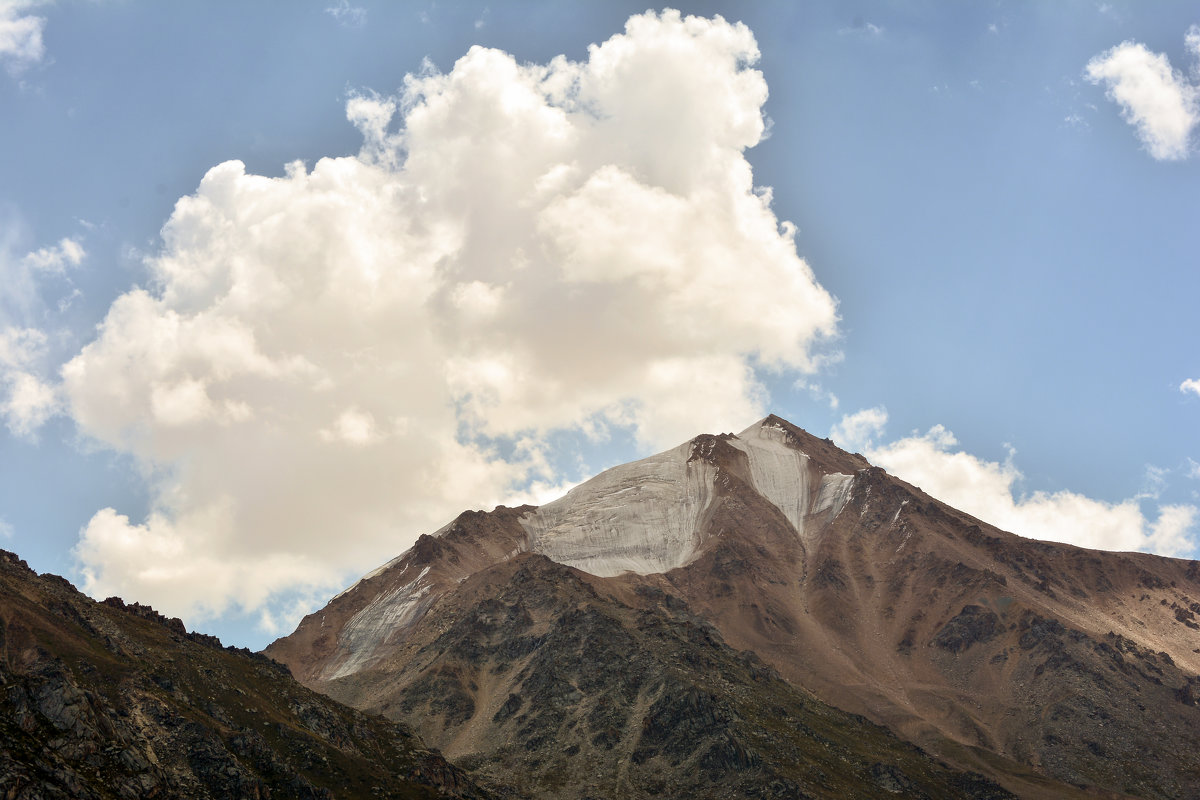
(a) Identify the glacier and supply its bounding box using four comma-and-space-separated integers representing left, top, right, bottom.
520, 440, 718, 577
519, 418, 855, 578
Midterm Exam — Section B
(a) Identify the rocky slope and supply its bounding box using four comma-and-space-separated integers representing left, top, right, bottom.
318, 551, 1024, 799
270, 415, 1200, 798
0, 549, 495, 800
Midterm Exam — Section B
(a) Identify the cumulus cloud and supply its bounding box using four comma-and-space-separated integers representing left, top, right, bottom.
62, 11, 838, 626
1182, 378, 1200, 398
832, 407, 1198, 557
1085, 30, 1200, 160
0, 0, 46, 75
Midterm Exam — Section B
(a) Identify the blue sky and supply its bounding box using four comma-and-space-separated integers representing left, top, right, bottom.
1, 1, 1197, 649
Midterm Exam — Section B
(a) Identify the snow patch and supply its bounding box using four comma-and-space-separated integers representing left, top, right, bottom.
813, 472, 854, 519
330, 552, 409, 602
520, 440, 717, 577
325, 569, 433, 680
729, 421, 812, 535
731, 420, 853, 537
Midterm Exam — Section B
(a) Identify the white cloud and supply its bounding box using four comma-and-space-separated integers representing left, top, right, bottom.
2, 368, 57, 435
1137, 464, 1169, 501
0, 327, 59, 436
1182, 377, 1200, 398
1085, 32, 1200, 160
1, 225, 86, 327
0, 0, 46, 75
22, 236, 84, 273
325, 0, 365, 28
62, 11, 839, 625
830, 405, 888, 452
0, 229, 83, 436
0, 517, 12, 540
833, 408, 1198, 557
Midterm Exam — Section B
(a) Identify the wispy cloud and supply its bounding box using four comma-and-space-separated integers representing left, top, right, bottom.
325, 0, 366, 28
0, 226, 84, 438
0, 0, 48, 76
838, 19, 884, 39
0, 326, 59, 437
1085, 27, 1200, 160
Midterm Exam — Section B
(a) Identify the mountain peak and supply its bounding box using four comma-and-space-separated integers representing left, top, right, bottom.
268, 414, 1200, 799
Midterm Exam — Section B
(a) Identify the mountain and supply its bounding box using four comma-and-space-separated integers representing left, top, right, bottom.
268, 416, 1200, 799
0, 549, 495, 799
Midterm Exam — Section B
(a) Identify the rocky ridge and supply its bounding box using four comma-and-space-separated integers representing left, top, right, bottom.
0, 549, 495, 800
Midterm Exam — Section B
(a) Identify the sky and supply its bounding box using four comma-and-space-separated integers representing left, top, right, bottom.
1, 0, 1198, 650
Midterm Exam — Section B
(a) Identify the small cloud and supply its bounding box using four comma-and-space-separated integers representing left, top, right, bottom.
988, 23, 999, 35
325, 0, 366, 28
0, 517, 12, 539
56, 287, 81, 313
1064, 112, 1088, 128
1183, 378, 1200, 398
21, 236, 84, 273
474, 7, 488, 30
1085, 29, 1200, 160
792, 378, 839, 411
838, 18, 884, 39
0, 0, 47, 76
1137, 465, 1169, 500
1, 369, 58, 436
829, 406, 888, 452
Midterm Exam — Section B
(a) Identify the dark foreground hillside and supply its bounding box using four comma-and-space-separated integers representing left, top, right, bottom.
0, 549, 493, 800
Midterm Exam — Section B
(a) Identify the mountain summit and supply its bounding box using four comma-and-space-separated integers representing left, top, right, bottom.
269, 416, 1200, 799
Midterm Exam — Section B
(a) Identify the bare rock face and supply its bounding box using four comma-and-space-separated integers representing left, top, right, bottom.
0, 549, 494, 800
269, 415, 1200, 799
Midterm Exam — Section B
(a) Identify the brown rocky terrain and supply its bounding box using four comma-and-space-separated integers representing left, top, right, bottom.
319, 551, 1024, 799
269, 415, 1200, 798
0, 549, 495, 800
